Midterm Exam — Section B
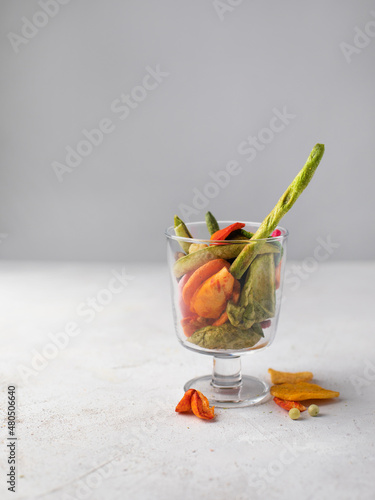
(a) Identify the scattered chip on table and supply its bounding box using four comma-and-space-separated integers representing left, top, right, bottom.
268, 368, 313, 384
270, 382, 340, 401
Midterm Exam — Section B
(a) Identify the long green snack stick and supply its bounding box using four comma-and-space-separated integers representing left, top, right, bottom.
205, 211, 220, 235
174, 215, 193, 253
230, 143, 325, 279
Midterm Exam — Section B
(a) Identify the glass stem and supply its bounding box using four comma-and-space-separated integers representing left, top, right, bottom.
211, 356, 242, 389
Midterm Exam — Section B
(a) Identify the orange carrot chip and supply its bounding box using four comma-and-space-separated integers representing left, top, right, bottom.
212, 311, 228, 327
182, 259, 230, 306
175, 389, 215, 420
191, 390, 215, 420
268, 368, 313, 385
175, 389, 195, 413
273, 397, 306, 412
270, 382, 339, 401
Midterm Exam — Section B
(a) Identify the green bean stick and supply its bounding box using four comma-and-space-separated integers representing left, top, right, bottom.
205, 211, 220, 235
174, 215, 193, 253
230, 144, 325, 279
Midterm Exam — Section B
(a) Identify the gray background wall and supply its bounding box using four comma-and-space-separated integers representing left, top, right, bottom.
1, 0, 374, 262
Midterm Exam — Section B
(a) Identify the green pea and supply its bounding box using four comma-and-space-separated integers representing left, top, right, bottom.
308, 404, 320, 417
289, 408, 300, 420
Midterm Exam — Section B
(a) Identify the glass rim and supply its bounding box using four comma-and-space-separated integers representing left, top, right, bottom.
165, 220, 289, 244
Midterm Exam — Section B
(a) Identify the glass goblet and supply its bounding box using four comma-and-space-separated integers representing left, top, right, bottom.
166, 221, 288, 407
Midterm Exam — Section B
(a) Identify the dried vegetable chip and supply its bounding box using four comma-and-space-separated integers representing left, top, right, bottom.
270, 382, 340, 401
268, 368, 313, 385
175, 389, 215, 420
273, 397, 306, 412
175, 389, 195, 413
191, 391, 215, 420
182, 259, 230, 306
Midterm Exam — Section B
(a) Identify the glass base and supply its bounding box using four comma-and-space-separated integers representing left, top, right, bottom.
184, 374, 270, 408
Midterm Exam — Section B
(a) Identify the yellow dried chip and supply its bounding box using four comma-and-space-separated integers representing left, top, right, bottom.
270, 382, 340, 401
268, 368, 313, 385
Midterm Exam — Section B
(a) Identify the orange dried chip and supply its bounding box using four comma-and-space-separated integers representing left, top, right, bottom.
270, 382, 340, 401
182, 259, 230, 306
175, 389, 215, 420
273, 397, 306, 412
268, 368, 313, 385
212, 311, 228, 326
191, 390, 215, 420
175, 389, 195, 412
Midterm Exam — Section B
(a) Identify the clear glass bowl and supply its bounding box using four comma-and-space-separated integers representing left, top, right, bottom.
166, 221, 288, 407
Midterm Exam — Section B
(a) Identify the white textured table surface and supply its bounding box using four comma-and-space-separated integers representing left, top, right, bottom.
0, 261, 374, 500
